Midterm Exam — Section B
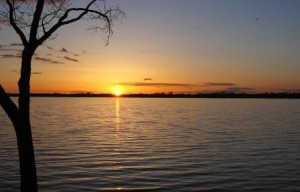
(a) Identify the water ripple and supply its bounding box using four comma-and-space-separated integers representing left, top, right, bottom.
1, 98, 300, 191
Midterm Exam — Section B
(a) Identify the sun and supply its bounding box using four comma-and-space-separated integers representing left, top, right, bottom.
114, 89, 122, 97
112, 85, 123, 97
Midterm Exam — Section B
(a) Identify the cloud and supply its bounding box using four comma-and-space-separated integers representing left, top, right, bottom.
118, 82, 191, 87
34, 56, 64, 64
51, 61, 64, 64
224, 87, 255, 93
35, 57, 51, 62
70, 91, 94, 94
60, 48, 68, 52
46, 46, 53, 50
0, 54, 22, 58
64, 56, 79, 62
73, 53, 79, 56
0, 43, 22, 49
0, 44, 23, 52
144, 78, 153, 81
0, 47, 21, 51
32, 72, 42, 75
203, 82, 236, 87
10, 70, 42, 75
10, 43, 23, 47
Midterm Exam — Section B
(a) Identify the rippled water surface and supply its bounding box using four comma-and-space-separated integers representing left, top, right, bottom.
1, 98, 300, 191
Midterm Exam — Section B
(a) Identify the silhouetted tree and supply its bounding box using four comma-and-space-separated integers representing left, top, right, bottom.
0, 1, 124, 191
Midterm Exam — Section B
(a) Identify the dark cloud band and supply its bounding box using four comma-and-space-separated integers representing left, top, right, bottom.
203, 82, 236, 87
118, 82, 191, 87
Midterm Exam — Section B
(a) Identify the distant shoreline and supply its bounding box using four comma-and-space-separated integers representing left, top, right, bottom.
7, 93, 300, 99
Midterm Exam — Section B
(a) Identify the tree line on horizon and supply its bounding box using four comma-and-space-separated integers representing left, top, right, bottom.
7, 92, 300, 98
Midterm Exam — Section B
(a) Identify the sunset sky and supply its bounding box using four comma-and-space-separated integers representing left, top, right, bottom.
1, 0, 300, 94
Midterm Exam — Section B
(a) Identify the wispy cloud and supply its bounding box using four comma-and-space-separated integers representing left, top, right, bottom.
70, 91, 94, 94
51, 61, 64, 64
10, 70, 42, 75
202, 82, 236, 87
224, 87, 255, 93
35, 57, 51, 62
0, 44, 23, 55
46, 46, 53, 50
0, 43, 22, 49
0, 54, 22, 59
60, 48, 68, 52
0, 46, 21, 51
118, 82, 191, 87
1, 43, 80, 64
32, 72, 42, 75
64, 56, 79, 62
10, 43, 23, 47
144, 78, 153, 81
34, 56, 64, 64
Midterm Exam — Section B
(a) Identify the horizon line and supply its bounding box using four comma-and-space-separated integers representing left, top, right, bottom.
7, 92, 300, 99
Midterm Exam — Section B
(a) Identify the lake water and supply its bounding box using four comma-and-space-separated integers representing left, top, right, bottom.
0, 98, 300, 191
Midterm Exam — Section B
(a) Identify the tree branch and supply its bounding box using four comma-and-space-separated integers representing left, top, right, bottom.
6, 0, 28, 46
0, 84, 19, 123
37, 0, 113, 45
29, 0, 45, 44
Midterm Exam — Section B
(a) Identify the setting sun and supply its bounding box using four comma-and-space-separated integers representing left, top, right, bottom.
112, 85, 123, 96
114, 90, 122, 96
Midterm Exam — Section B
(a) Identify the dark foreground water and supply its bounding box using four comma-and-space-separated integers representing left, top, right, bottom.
1, 98, 300, 191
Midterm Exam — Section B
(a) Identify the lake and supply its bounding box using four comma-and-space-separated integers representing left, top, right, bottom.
1, 98, 300, 191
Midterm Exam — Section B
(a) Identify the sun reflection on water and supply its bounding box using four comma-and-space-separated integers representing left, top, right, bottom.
115, 98, 121, 131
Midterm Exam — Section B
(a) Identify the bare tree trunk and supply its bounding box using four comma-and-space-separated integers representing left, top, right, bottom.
0, 74, 38, 192
15, 47, 38, 192
14, 118, 38, 192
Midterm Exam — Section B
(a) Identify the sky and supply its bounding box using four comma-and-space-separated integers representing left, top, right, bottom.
1, 0, 300, 94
